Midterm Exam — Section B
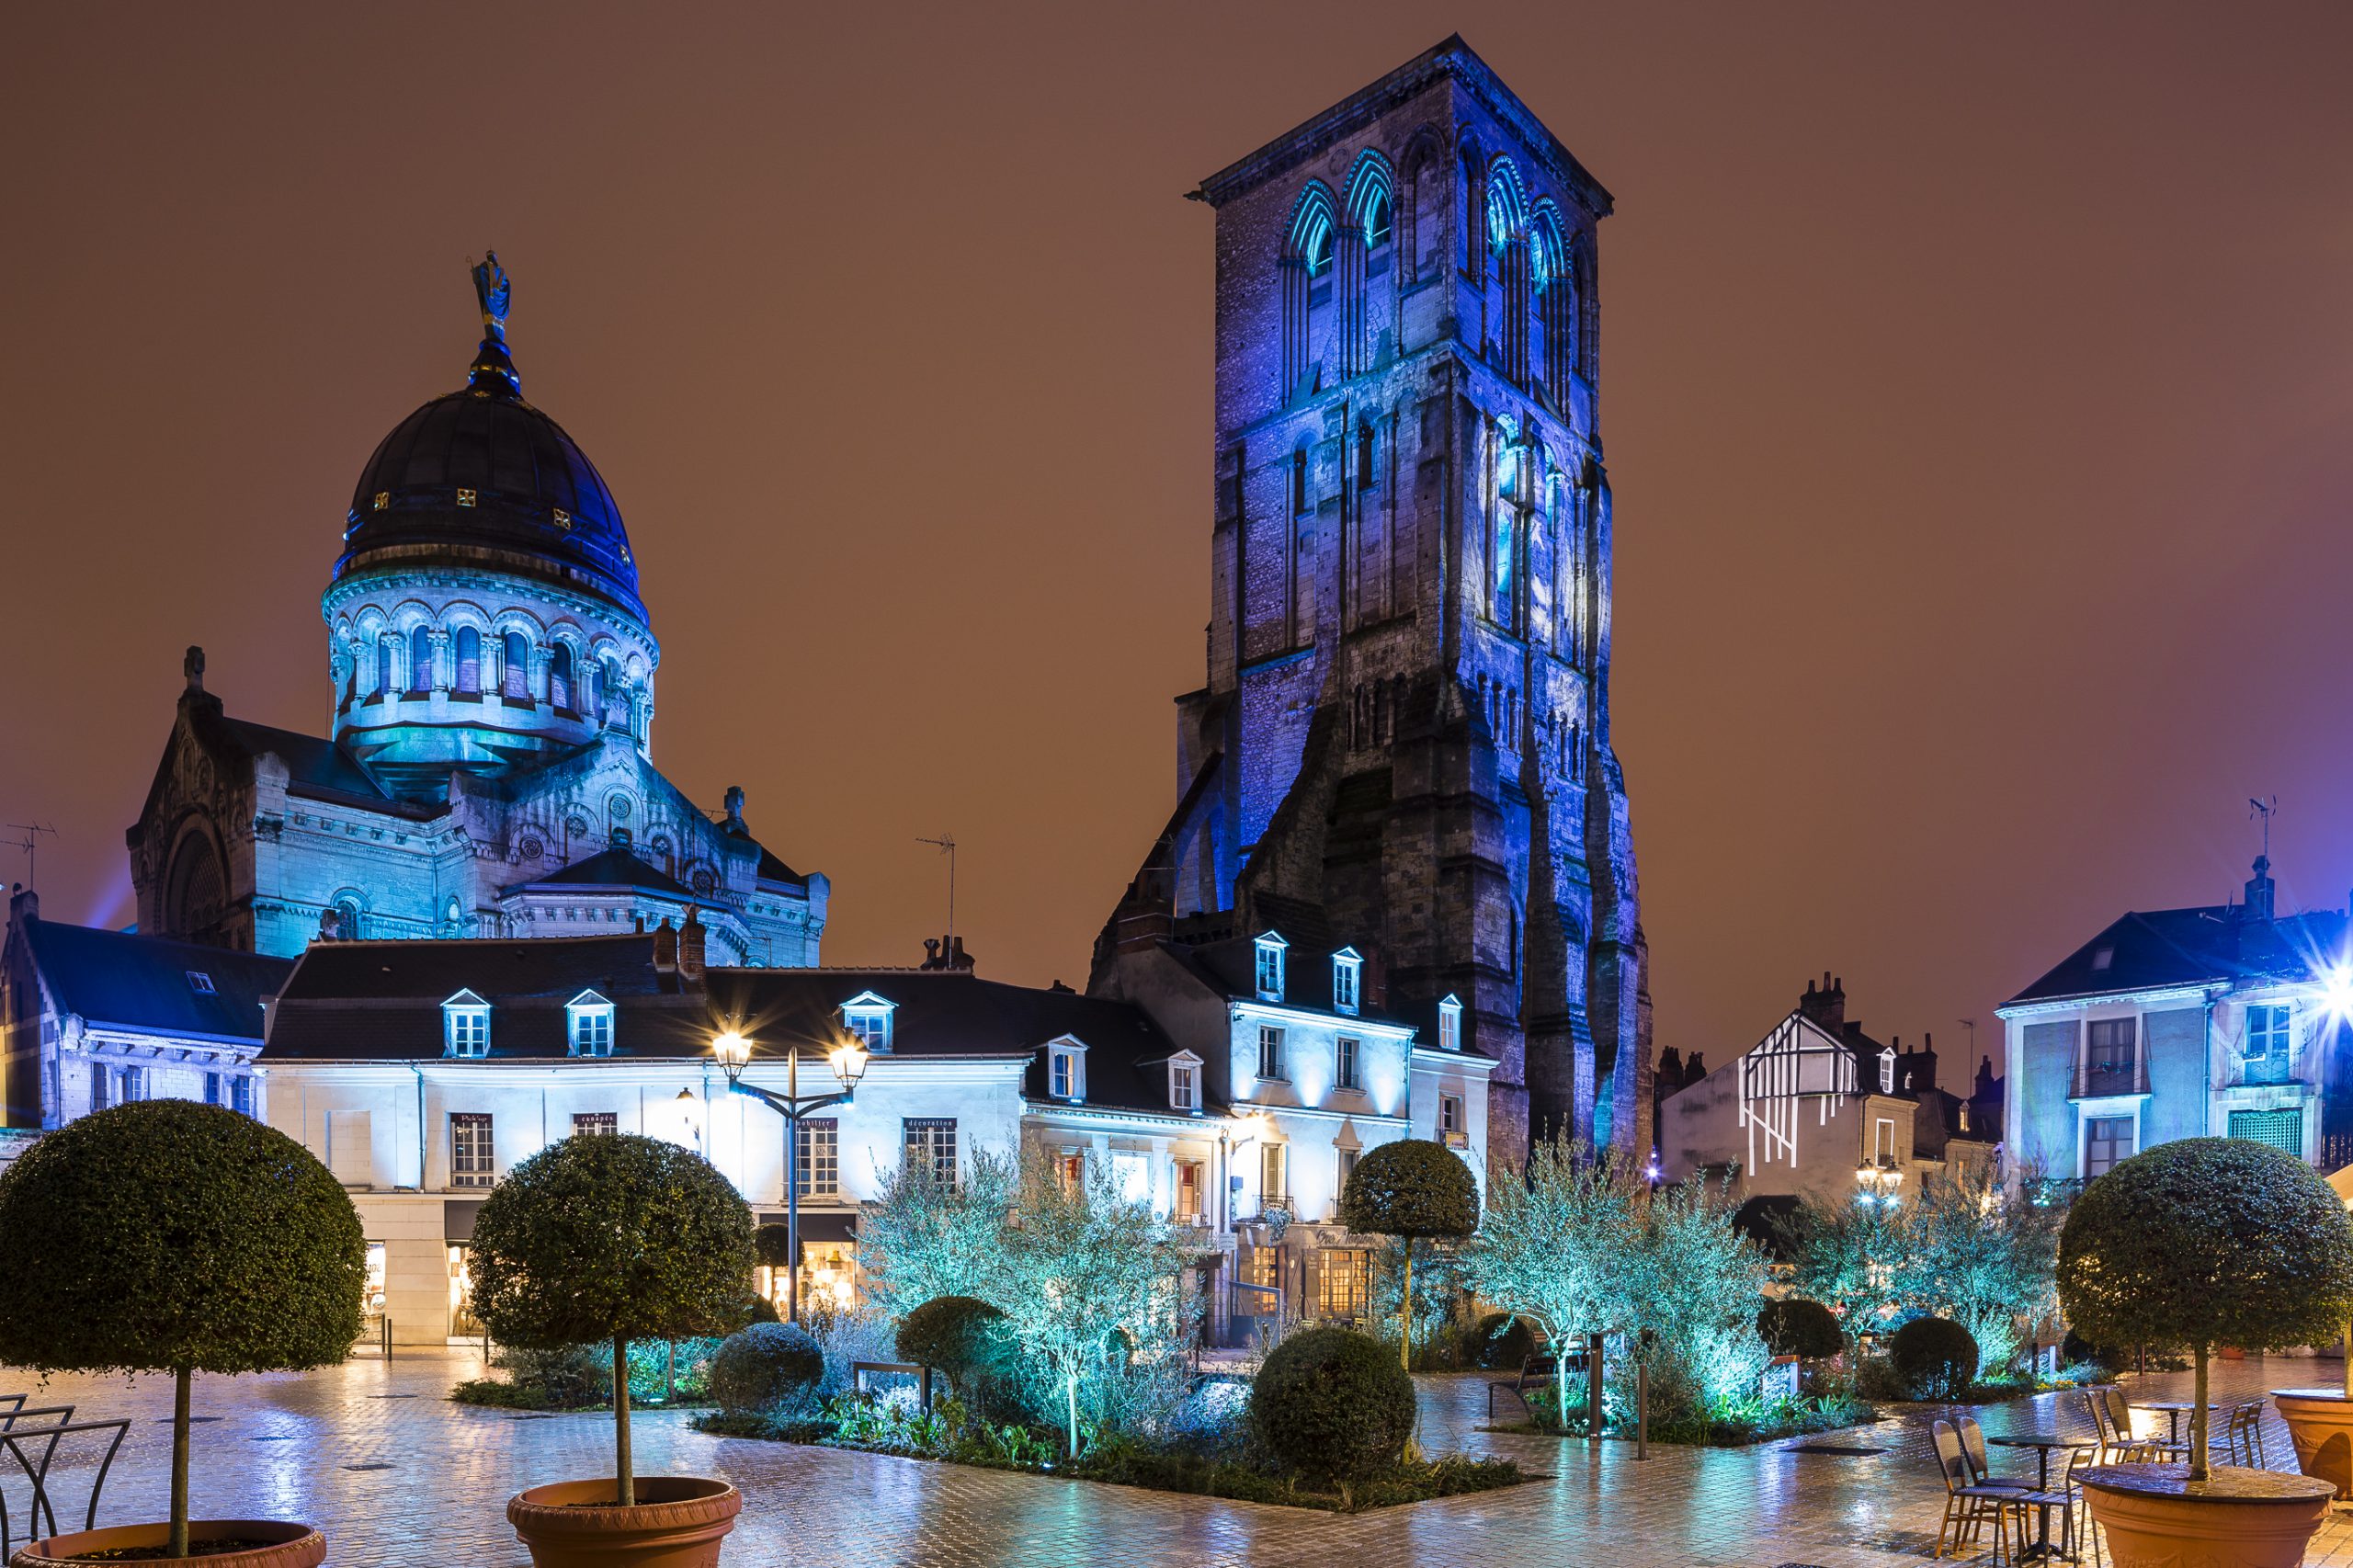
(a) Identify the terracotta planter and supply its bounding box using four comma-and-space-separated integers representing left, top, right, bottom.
507, 1476, 741, 1568
2269, 1387, 2353, 1498
2079, 1462, 2334, 1568
8, 1518, 324, 1567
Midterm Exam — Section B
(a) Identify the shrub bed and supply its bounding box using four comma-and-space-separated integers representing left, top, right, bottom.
710, 1323, 824, 1415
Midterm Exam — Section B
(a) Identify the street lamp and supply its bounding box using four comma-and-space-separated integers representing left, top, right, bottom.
710, 1028, 869, 1322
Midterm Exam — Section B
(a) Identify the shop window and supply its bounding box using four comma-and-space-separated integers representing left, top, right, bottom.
1317, 1247, 1370, 1319
449, 1244, 483, 1338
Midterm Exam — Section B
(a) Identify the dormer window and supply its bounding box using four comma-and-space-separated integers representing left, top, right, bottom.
567, 990, 615, 1058
1878, 1047, 1896, 1095
1332, 948, 1362, 1016
1438, 994, 1462, 1053
1168, 1052, 1202, 1114
1255, 932, 1288, 1002
185, 971, 215, 995
1046, 1036, 1087, 1102
840, 991, 895, 1053
443, 990, 490, 1058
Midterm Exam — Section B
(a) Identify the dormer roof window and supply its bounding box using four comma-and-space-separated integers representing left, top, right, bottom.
1255, 932, 1288, 1002
567, 989, 615, 1058
840, 990, 895, 1053
1168, 1051, 1203, 1115
186, 971, 215, 995
1046, 1036, 1088, 1102
1878, 1046, 1896, 1095
1332, 948, 1362, 1016
1438, 994, 1462, 1053
443, 990, 490, 1059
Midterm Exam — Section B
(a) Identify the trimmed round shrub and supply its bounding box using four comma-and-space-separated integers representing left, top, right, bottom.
0, 1101, 365, 1555
1474, 1312, 1537, 1370
1340, 1141, 1481, 1368
1890, 1316, 1979, 1399
470, 1131, 755, 1504
1249, 1326, 1415, 1484
1757, 1298, 1845, 1360
709, 1322, 824, 1414
742, 1291, 781, 1325
897, 1295, 1006, 1397
754, 1223, 794, 1269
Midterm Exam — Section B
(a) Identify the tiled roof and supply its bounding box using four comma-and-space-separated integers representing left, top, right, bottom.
22, 918, 291, 1043
2006, 906, 2349, 1006
261, 938, 1205, 1119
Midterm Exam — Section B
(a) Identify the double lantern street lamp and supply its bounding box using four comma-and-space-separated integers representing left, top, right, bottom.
710, 1029, 870, 1323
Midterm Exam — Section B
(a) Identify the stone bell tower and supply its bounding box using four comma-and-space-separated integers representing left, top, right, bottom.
1092, 37, 1652, 1165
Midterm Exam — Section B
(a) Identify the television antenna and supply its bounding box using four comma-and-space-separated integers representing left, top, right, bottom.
1957, 1017, 1977, 1057
915, 833, 957, 943
3, 823, 57, 890
2250, 795, 2279, 861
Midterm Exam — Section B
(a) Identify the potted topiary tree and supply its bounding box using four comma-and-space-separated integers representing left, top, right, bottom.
2059, 1138, 2352, 1568
470, 1132, 756, 1568
1340, 1139, 1481, 1371
0, 1100, 364, 1565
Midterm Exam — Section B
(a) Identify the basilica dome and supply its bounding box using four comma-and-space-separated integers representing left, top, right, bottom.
334, 282, 643, 621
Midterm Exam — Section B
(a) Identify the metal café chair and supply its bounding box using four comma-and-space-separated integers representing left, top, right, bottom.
2104, 1386, 2186, 1460
1955, 1415, 2033, 1492
1934, 1419, 2061, 1564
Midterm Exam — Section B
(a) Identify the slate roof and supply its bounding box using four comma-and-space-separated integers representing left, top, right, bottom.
220, 719, 391, 803
262, 937, 1205, 1118
511, 847, 694, 900
2006, 906, 2350, 1007
22, 918, 292, 1043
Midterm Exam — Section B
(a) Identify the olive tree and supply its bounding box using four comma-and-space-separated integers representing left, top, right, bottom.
2059, 1138, 2353, 1479
1903, 1155, 2063, 1378
1340, 1139, 1481, 1370
468, 1133, 755, 1506
0, 1102, 365, 1557
1461, 1136, 1645, 1428
857, 1144, 1017, 1313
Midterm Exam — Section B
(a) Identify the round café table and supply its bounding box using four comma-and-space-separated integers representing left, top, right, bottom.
2134, 1400, 2220, 1449
1987, 1434, 2097, 1562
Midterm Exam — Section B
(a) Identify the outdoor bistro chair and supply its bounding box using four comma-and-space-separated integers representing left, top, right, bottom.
2086, 1388, 2166, 1464
2223, 1402, 2271, 1470
1932, 1420, 2071, 1565
1954, 1415, 2034, 1493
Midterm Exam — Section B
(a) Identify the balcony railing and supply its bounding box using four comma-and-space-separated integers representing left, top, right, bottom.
2071, 1059, 2149, 1098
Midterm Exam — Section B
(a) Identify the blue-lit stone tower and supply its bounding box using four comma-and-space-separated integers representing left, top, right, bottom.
1094, 39, 1651, 1163
128, 257, 827, 964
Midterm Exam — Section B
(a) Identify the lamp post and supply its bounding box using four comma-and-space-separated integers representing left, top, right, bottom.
710, 1029, 869, 1323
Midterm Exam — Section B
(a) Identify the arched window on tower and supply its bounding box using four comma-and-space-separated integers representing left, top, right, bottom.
549, 643, 574, 711
1532, 210, 1570, 406
600, 657, 623, 726
375, 635, 394, 696
502, 632, 529, 700
454, 627, 480, 693
1339, 153, 1393, 380
1279, 184, 1336, 400
409, 627, 434, 694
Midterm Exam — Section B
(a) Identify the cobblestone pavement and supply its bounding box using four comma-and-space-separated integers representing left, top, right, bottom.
3, 1349, 2349, 1566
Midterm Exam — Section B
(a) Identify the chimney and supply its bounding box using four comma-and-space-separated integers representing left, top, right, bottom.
1975, 1053, 1997, 1099
1797, 971, 1846, 1036
653, 917, 678, 973
723, 786, 746, 830
2245, 856, 2277, 923
948, 935, 972, 972
678, 908, 707, 985
8, 885, 36, 927
184, 645, 205, 694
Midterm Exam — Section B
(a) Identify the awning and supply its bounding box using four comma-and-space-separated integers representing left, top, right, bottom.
756, 1210, 856, 1262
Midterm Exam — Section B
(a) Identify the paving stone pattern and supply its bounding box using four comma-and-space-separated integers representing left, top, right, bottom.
4, 1351, 2350, 1566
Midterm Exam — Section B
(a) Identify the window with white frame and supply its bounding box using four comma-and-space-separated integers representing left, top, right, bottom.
1332, 948, 1361, 1015
1438, 994, 1462, 1052
117, 1065, 145, 1103
231, 1076, 254, 1116
1878, 1047, 1895, 1095
1440, 1092, 1465, 1145
572, 1111, 617, 1136
2245, 1003, 2292, 1084
1255, 932, 1288, 1001
2085, 1114, 2134, 1179
568, 991, 615, 1057
1337, 1142, 1361, 1194
1257, 1024, 1287, 1081
90, 1063, 110, 1112
1169, 1058, 1199, 1112
798, 1117, 839, 1197
450, 1113, 495, 1187
1336, 1036, 1361, 1092
1048, 1039, 1086, 1101
443, 991, 491, 1058
1260, 1142, 1288, 1204
1873, 1116, 1895, 1164
904, 1118, 956, 1187
841, 992, 895, 1053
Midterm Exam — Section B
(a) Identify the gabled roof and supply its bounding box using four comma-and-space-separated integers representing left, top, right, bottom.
260, 937, 1203, 1116
2006, 905, 2350, 1007
512, 847, 694, 900
221, 719, 392, 804
19, 918, 291, 1044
